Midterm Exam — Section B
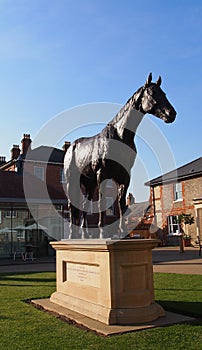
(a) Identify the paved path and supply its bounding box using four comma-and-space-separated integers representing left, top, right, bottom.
0, 246, 201, 274
0, 256, 56, 273
152, 246, 202, 275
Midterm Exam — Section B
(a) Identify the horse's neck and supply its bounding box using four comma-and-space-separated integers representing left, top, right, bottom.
115, 108, 144, 138
109, 95, 144, 143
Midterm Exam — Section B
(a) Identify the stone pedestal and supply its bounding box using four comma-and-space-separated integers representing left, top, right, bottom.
50, 239, 165, 325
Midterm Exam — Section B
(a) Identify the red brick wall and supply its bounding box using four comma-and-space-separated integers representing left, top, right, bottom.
151, 176, 202, 240
23, 161, 120, 229
46, 164, 63, 191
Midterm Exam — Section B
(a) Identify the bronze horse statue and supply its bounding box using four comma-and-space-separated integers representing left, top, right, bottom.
64, 73, 176, 238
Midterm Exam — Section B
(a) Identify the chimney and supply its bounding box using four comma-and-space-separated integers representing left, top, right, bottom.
126, 193, 135, 206
11, 145, 20, 160
21, 134, 32, 156
62, 141, 71, 153
0, 156, 6, 166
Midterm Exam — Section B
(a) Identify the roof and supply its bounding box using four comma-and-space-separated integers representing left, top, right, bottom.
0, 146, 65, 172
0, 170, 67, 204
145, 157, 202, 187
26, 146, 65, 163
126, 201, 151, 218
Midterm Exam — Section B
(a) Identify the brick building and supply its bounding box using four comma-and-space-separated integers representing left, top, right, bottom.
145, 157, 202, 245
0, 134, 69, 258
0, 169, 67, 258
0, 134, 122, 257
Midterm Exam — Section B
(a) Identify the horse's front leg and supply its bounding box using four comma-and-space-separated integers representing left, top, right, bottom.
81, 184, 95, 238
117, 184, 128, 237
81, 197, 90, 239
97, 170, 105, 239
81, 213, 88, 239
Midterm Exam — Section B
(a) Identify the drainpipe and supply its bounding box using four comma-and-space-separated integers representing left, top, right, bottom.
152, 186, 157, 228
10, 204, 14, 257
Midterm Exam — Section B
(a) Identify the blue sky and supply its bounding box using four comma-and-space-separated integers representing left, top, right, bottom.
0, 0, 201, 201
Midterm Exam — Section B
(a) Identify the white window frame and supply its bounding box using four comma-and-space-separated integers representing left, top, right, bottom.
168, 215, 180, 235
5, 210, 17, 218
81, 195, 93, 216
60, 168, 66, 183
106, 179, 113, 188
17, 231, 25, 240
55, 204, 63, 212
87, 200, 93, 215
106, 197, 115, 216
34, 166, 45, 181
173, 182, 182, 201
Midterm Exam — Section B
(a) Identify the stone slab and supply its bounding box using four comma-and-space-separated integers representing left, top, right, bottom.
31, 298, 195, 336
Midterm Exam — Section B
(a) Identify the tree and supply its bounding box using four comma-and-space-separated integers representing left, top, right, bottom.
178, 213, 195, 237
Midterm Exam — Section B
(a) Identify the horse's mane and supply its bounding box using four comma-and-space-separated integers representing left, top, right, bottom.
101, 86, 143, 135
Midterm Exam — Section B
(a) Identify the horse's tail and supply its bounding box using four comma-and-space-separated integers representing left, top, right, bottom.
64, 143, 77, 178
64, 142, 81, 206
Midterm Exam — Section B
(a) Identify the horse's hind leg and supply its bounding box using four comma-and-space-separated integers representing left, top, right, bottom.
70, 203, 81, 239
67, 166, 82, 238
81, 186, 95, 239
81, 198, 89, 239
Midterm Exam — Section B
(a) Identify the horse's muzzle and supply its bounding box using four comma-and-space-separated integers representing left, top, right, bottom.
164, 109, 177, 123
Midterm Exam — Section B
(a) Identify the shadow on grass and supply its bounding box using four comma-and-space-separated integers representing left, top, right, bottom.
0, 272, 55, 283
0, 283, 55, 287
0, 315, 11, 320
155, 287, 202, 292
0, 272, 56, 287
157, 300, 202, 319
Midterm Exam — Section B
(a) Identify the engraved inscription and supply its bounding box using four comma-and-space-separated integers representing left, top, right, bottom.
66, 262, 100, 288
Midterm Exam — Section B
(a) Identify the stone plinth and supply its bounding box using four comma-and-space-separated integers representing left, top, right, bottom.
50, 239, 165, 325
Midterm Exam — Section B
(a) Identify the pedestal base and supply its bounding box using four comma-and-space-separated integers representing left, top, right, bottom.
50, 239, 165, 325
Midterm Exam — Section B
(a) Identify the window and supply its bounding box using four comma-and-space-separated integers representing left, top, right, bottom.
173, 182, 182, 201
60, 168, 66, 183
168, 215, 180, 235
106, 179, 113, 188
17, 231, 25, 240
81, 195, 94, 215
87, 200, 93, 215
34, 166, 44, 181
5, 210, 17, 218
106, 197, 115, 216
55, 205, 63, 211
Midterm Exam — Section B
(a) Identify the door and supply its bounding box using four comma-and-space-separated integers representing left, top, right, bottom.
197, 208, 202, 239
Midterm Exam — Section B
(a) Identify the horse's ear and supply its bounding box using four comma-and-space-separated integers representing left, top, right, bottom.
145, 73, 152, 86
156, 76, 162, 86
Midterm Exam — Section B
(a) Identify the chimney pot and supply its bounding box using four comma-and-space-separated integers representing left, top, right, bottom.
21, 133, 32, 156
11, 145, 20, 160
0, 156, 6, 166
62, 141, 71, 153
126, 193, 135, 206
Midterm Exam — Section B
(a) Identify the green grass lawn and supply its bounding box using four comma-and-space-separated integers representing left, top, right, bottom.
0, 271, 201, 350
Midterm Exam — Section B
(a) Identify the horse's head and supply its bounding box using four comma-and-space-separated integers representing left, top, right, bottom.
133, 73, 176, 123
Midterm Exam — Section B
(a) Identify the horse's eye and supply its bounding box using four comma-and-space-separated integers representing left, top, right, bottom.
147, 87, 154, 95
